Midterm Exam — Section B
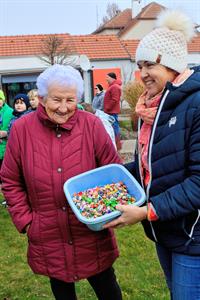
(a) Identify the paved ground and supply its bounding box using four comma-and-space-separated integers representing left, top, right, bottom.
120, 139, 136, 154
119, 108, 136, 155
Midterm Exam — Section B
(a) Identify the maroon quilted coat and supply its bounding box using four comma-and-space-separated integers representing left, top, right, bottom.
1, 104, 121, 282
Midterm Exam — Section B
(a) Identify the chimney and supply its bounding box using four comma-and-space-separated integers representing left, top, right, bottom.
132, 0, 142, 19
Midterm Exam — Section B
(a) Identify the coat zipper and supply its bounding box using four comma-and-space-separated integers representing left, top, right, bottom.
137, 118, 144, 190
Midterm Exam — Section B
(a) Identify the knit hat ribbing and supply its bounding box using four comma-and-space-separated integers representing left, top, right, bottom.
135, 10, 195, 73
14, 93, 30, 109
107, 72, 117, 80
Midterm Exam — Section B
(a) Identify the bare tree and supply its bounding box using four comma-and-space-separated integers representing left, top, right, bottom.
39, 35, 74, 65
101, 3, 121, 25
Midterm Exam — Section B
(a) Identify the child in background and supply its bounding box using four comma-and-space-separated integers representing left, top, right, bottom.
8, 93, 31, 135
27, 89, 39, 110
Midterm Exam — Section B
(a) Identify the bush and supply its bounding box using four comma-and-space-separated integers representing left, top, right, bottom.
122, 81, 145, 131
123, 81, 144, 112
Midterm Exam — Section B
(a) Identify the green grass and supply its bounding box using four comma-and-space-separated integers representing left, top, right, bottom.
119, 120, 132, 131
119, 120, 135, 140
0, 203, 169, 300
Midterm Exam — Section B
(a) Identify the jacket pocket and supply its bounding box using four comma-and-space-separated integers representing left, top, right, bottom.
27, 211, 40, 244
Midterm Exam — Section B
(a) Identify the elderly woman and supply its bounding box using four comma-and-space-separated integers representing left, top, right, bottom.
1, 65, 122, 300
104, 10, 200, 300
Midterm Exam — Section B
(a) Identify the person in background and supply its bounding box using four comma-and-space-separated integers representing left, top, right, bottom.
0, 89, 13, 205
77, 103, 84, 110
8, 93, 31, 135
0, 90, 13, 168
92, 84, 105, 111
104, 72, 122, 150
104, 10, 200, 300
81, 102, 117, 149
1, 64, 122, 300
27, 89, 39, 110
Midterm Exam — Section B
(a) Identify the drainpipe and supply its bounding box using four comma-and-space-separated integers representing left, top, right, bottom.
82, 70, 92, 103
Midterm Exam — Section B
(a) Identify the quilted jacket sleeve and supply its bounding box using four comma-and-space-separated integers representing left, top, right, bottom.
92, 117, 122, 166
151, 106, 200, 221
0, 123, 32, 233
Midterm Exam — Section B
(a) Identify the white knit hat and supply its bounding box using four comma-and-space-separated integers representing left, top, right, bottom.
135, 10, 195, 73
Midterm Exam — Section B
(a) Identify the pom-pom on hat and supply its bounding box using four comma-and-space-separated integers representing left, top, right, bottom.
0, 90, 5, 102
135, 10, 195, 73
107, 72, 117, 80
14, 93, 30, 109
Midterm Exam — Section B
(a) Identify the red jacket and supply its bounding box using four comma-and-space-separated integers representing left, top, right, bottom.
1, 104, 121, 282
104, 79, 122, 114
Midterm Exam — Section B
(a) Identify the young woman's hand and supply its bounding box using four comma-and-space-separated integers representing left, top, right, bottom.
103, 205, 147, 229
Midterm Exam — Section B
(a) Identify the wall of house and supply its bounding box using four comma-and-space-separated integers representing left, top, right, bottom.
120, 20, 155, 40
0, 55, 135, 104
91, 59, 135, 83
96, 28, 120, 35
188, 53, 200, 66
88, 59, 137, 102
0, 56, 46, 73
1, 51, 199, 106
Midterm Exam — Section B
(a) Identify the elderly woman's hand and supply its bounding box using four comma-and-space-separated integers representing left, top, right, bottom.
103, 205, 147, 229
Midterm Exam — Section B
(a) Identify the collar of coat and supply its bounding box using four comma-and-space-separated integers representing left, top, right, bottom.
36, 102, 78, 131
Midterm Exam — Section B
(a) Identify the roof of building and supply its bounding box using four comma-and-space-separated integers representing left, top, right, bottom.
93, 8, 132, 34
0, 32, 199, 61
138, 1, 165, 19
93, 2, 165, 37
121, 34, 200, 58
71, 35, 130, 59
0, 33, 130, 60
0, 33, 72, 57
121, 40, 139, 59
188, 34, 200, 52
0, 0, 199, 62
119, 2, 165, 38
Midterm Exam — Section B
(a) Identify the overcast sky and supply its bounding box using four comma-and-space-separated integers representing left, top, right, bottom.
0, 0, 199, 36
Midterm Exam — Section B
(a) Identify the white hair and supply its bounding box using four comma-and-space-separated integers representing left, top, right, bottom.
36, 64, 84, 101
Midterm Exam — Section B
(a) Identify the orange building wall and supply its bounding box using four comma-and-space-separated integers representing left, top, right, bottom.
134, 70, 141, 81
92, 68, 121, 93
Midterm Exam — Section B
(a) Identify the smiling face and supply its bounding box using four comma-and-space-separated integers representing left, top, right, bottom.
41, 84, 78, 124
137, 61, 178, 98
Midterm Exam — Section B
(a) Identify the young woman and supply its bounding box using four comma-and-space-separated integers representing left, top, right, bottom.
104, 10, 200, 300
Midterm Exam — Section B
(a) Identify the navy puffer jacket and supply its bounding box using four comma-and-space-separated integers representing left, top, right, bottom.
133, 69, 200, 255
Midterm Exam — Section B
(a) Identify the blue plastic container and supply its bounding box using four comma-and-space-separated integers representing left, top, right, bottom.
63, 164, 146, 231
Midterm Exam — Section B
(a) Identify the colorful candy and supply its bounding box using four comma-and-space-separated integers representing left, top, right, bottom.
72, 181, 136, 219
